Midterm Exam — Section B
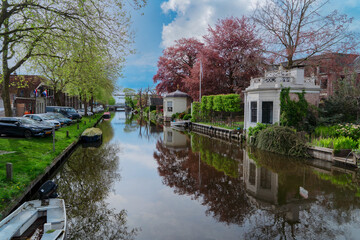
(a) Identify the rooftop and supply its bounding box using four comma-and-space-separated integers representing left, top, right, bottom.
165, 90, 190, 98
246, 67, 319, 92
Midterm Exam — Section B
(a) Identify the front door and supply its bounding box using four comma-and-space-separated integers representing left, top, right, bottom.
262, 101, 273, 124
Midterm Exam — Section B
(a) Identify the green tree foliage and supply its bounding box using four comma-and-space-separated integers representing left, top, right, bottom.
125, 96, 136, 109
0, 0, 146, 116
319, 72, 360, 124
108, 97, 116, 106
280, 88, 312, 131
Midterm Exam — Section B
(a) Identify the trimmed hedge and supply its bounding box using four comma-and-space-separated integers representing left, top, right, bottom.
193, 94, 241, 122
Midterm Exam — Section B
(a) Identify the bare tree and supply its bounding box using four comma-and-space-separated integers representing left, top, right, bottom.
253, 0, 357, 68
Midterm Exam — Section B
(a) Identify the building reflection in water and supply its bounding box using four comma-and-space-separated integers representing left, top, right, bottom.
243, 150, 302, 230
155, 130, 360, 239
163, 126, 188, 150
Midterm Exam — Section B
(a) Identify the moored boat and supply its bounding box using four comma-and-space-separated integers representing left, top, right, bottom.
103, 112, 111, 120
81, 127, 102, 142
0, 181, 66, 240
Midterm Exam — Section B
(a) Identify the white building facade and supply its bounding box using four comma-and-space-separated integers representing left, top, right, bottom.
244, 67, 320, 130
163, 90, 192, 121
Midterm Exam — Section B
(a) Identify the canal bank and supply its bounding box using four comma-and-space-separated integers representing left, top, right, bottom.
49, 111, 360, 239
0, 113, 104, 219
180, 121, 359, 169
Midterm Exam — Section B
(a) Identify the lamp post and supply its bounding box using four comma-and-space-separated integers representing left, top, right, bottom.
199, 58, 203, 103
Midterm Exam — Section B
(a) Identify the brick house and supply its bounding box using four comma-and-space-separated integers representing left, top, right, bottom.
291, 53, 359, 99
0, 74, 81, 116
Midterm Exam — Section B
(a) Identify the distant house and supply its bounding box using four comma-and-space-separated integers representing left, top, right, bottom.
278, 53, 359, 100
0, 74, 81, 117
163, 90, 192, 121
148, 94, 163, 112
243, 67, 320, 130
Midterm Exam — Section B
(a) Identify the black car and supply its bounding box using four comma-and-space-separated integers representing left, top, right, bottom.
45, 106, 82, 121
0, 117, 53, 138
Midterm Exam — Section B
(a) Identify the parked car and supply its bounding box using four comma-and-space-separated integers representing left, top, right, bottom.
44, 113, 72, 126
78, 109, 93, 116
23, 114, 61, 130
45, 106, 82, 120
0, 117, 53, 138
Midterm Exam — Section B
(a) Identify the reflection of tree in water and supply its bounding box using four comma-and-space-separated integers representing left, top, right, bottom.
154, 131, 360, 239
124, 113, 163, 140
98, 118, 114, 144
243, 148, 360, 239
154, 136, 253, 225
56, 143, 138, 240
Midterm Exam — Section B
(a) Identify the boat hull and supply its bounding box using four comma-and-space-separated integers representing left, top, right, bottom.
0, 198, 66, 240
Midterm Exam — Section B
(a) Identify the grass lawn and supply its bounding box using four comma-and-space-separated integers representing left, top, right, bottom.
0, 113, 103, 215
198, 121, 244, 130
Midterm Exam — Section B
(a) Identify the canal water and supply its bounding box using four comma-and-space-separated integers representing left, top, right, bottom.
54, 112, 360, 239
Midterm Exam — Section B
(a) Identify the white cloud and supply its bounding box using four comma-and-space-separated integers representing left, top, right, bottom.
160, 0, 261, 48
126, 52, 159, 68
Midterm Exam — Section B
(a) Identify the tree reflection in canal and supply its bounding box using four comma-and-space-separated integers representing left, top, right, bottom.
155, 127, 360, 239
55, 120, 138, 239
154, 127, 253, 225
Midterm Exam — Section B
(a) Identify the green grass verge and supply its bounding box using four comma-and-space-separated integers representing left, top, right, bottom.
0, 113, 103, 215
198, 121, 244, 130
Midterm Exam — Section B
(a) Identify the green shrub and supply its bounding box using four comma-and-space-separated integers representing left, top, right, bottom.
178, 112, 185, 119
248, 123, 269, 138
280, 88, 311, 131
255, 125, 308, 157
171, 112, 180, 119
223, 94, 242, 112
183, 114, 191, 120
333, 136, 357, 151
213, 95, 224, 112
311, 136, 358, 150
314, 125, 338, 138
311, 138, 334, 148
206, 95, 214, 111
191, 102, 201, 122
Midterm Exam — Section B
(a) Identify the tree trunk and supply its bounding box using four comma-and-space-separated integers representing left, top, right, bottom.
54, 88, 62, 106
90, 95, 94, 113
357, 97, 360, 122
1, 71, 12, 117
84, 95, 88, 116
2, 4, 12, 117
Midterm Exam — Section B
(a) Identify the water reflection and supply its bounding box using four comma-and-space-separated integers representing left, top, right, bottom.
154, 131, 253, 226
155, 130, 360, 239
53, 112, 360, 239
123, 112, 163, 141
55, 119, 138, 240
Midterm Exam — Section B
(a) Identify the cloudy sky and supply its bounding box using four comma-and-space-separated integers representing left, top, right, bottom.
119, 0, 360, 90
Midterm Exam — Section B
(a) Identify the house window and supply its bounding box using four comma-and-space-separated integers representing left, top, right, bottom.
260, 167, 271, 189
167, 131, 173, 142
321, 78, 328, 89
250, 102, 257, 123
249, 163, 256, 185
167, 101, 173, 112
262, 101, 273, 124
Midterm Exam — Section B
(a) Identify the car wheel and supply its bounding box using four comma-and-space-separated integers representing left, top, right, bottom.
24, 130, 32, 139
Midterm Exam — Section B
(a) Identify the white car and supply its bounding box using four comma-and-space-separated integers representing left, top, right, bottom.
23, 114, 61, 129
78, 109, 93, 116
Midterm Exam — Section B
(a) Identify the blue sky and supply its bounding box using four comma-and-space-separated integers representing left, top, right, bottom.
118, 0, 360, 91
